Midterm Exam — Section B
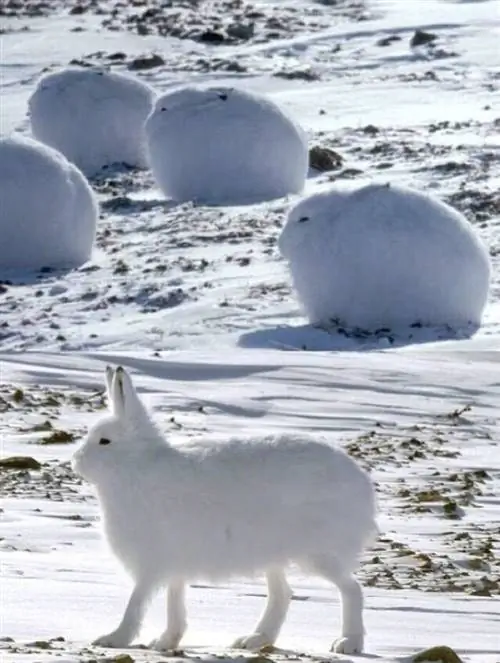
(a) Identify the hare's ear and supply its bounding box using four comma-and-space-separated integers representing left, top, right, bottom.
110, 366, 145, 420
105, 365, 115, 410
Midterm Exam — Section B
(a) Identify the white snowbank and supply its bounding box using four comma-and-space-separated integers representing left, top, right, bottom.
0, 135, 98, 272
145, 85, 308, 205
28, 68, 155, 176
279, 183, 490, 330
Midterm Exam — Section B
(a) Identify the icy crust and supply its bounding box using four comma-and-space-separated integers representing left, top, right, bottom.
28, 68, 155, 177
279, 183, 491, 331
145, 86, 308, 205
0, 136, 98, 272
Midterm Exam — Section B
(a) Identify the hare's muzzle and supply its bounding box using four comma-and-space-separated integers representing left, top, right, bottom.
71, 448, 84, 475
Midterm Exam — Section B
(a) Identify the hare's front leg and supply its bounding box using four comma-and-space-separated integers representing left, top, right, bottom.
150, 581, 187, 652
232, 569, 292, 650
93, 580, 154, 648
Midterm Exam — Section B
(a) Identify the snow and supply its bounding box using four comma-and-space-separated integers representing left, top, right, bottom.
28, 68, 155, 176
145, 86, 308, 205
278, 183, 491, 331
0, 135, 98, 273
1, 0, 500, 662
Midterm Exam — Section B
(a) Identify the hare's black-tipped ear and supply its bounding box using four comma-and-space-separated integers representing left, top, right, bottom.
105, 365, 115, 408
111, 366, 145, 420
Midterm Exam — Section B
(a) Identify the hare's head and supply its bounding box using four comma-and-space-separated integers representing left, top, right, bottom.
72, 365, 158, 484
278, 189, 351, 260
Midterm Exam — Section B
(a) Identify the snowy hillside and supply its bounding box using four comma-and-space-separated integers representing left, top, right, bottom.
1, 0, 499, 662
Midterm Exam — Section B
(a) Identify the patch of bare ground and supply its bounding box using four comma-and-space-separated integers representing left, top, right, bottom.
2, 0, 368, 45
345, 407, 499, 595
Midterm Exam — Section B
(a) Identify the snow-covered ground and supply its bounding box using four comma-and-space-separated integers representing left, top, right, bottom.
1, 0, 499, 662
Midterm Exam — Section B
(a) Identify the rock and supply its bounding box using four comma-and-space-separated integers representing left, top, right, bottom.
413, 645, 464, 663
110, 655, 135, 663
26, 641, 52, 649
198, 30, 226, 44
69, 4, 88, 15
362, 124, 380, 136
127, 54, 165, 71
227, 21, 255, 41
107, 52, 127, 61
377, 34, 402, 47
309, 145, 343, 172
0, 456, 42, 470
410, 29, 438, 47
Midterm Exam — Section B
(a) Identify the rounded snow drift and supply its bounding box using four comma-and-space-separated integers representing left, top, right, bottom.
145, 85, 308, 205
28, 67, 155, 176
279, 183, 490, 330
0, 135, 98, 272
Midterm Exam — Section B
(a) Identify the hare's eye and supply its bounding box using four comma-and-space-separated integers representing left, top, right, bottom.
99, 438, 111, 445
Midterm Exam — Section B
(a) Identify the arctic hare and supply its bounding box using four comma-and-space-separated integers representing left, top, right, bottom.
72, 366, 377, 654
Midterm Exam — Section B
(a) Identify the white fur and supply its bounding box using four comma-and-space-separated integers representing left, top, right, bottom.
72, 367, 377, 654
279, 182, 491, 330
0, 135, 97, 272
144, 85, 308, 205
28, 68, 155, 176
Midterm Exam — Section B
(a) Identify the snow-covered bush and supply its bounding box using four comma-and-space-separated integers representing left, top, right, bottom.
145, 85, 308, 205
28, 68, 155, 176
0, 135, 98, 272
279, 183, 490, 330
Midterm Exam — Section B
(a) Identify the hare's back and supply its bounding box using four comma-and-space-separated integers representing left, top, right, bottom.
184, 433, 372, 507
177, 433, 376, 569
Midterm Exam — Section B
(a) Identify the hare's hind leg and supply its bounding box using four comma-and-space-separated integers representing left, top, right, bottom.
308, 555, 364, 655
150, 581, 187, 652
232, 568, 292, 650
93, 579, 155, 648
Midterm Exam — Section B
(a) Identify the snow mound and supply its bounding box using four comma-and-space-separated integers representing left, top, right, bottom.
145, 85, 308, 205
28, 68, 155, 176
278, 183, 490, 330
0, 135, 98, 272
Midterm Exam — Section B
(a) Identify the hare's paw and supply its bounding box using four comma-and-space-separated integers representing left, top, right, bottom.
232, 633, 275, 651
150, 630, 183, 652
331, 634, 364, 655
93, 629, 133, 648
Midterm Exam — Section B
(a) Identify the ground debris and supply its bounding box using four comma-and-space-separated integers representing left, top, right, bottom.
0, 459, 86, 501
39, 429, 77, 444
2, 0, 369, 46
